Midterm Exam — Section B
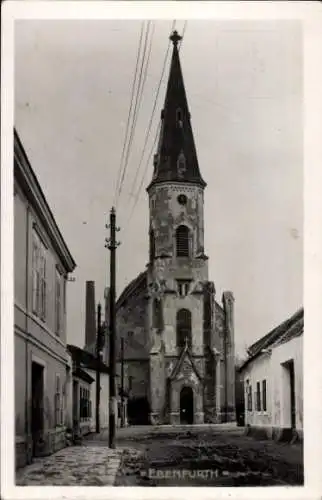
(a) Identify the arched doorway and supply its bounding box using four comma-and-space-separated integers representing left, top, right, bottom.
180, 386, 194, 424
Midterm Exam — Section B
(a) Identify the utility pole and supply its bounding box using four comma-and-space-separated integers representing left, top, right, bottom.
95, 302, 102, 433
120, 337, 124, 428
105, 206, 120, 449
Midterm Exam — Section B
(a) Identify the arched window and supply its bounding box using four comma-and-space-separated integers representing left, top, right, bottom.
176, 225, 190, 257
177, 309, 192, 348
149, 229, 155, 261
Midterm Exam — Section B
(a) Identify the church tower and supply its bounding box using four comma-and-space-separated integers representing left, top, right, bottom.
115, 30, 236, 427
147, 31, 212, 425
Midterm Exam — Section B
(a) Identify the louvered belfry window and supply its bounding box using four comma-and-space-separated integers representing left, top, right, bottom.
176, 225, 190, 257
177, 308, 192, 347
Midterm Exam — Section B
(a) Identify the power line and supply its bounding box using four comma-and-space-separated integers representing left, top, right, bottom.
113, 21, 145, 207
126, 119, 161, 226
117, 21, 154, 207
179, 21, 187, 51
127, 20, 186, 225
128, 20, 176, 199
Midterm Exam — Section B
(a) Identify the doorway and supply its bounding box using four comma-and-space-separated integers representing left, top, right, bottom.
31, 361, 44, 455
72, 380, 79, 432
282, 360, 296, 429
180, 386, 194, 424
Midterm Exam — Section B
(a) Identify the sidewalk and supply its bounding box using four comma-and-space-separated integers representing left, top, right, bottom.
16, 444, 122, 486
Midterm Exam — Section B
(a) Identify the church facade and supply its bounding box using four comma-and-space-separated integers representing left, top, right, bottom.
115, 31, 235, 425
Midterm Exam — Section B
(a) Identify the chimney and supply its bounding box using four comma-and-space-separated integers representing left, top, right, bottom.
85, 281, 96, 349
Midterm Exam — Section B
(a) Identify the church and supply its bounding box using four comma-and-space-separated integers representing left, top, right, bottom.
115, 31, 236, 425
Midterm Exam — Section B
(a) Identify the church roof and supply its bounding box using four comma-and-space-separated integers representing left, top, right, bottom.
116, 270, 147, 309
147, 30, 206, 191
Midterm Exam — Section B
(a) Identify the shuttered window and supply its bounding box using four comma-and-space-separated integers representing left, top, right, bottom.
176, 225, 190, 257
256, 381, 261, 411
55, 374, 61, 426
262, 379, 267, 411
55, 271, 61, 336
247, 383, 252, 411
32, 230, 47, 319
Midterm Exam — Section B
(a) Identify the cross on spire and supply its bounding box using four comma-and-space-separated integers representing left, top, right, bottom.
170, 30, 182, 46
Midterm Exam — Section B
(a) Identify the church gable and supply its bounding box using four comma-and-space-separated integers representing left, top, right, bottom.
169, 345, 202, 383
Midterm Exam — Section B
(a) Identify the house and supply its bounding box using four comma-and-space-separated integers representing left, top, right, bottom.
108, 30, 236, 426
67, 344, 110, 435
239, 308, 303, 441
14, 129, 76, 468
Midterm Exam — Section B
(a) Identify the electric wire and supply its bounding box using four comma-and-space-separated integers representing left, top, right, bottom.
179, 21, 187, 51
113, 21, 145, 208
127, 20, 184, 225
128, 20, 176, 199
117, 21, 153, 205
126, 119, 161, 226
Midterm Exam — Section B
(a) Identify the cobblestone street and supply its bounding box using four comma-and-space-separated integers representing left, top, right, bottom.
16, 425, 304, 486
16, 444, 123, 486
115, 425, 304, 486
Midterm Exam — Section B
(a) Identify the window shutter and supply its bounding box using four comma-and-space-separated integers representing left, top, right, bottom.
176, 225, 190, 257
41, 252, 47, 320
32, 240, 38, 313
262, 380, 267, 411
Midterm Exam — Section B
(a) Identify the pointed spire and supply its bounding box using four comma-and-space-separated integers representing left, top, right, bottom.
147, 30, 206, 191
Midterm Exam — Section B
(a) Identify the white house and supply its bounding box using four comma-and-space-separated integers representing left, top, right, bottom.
239, 308, 303, 442
67, 345, 109, 435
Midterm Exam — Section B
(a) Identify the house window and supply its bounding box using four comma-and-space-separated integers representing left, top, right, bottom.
256, 382, 261, 411
247, 383, 252, 411
177, 308, 192, 347
32, 230, 47, 320
262, 379, 267, 411
55, 270, 62, 336
177, 280, 190, 297
55, 374, 62, 426
176, 225, 190, 257
80, 387, 90, 421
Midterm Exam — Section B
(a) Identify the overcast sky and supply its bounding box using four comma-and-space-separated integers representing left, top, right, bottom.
14, 19, 303, 357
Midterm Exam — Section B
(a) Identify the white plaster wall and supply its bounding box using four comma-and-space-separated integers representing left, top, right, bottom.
271, 335, 303, 430
85, 369, 109, 431
243, 354, 271, 427
243, 335, 303, 430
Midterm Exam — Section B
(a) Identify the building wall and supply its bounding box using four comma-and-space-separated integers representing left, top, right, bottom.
14, 178, 71, 468
85, 369, 109, 431
242, 334, 303, 438
271, 335, 303, 430
242, 354, 271, 427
